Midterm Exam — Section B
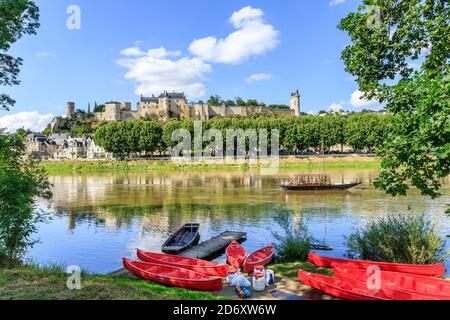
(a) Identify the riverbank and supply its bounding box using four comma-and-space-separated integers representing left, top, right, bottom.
0, 261, 334, 300
39, 156, 380, 174
0, 264, 226, 300
218, 261, 335, 300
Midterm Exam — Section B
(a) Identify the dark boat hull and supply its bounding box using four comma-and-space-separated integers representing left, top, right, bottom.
162, 223, 200, 253
281, 182, 360, 191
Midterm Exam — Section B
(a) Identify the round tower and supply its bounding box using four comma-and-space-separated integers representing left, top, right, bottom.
290, 90, 301, 117
66, 102, 75, 118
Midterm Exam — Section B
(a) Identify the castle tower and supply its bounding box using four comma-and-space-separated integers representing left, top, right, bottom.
66, 102, 75, 118
290, 90, 301, 117
160, 92, 170, 121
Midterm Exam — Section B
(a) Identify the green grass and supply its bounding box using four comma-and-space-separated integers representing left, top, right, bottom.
39, 157, 380, 174
0, 264, 228, 300
270, 261, 333, 279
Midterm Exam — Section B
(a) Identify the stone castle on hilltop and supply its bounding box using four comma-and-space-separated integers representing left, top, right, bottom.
51, 90, 301, 133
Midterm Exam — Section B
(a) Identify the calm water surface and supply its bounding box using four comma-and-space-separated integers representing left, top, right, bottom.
29, 169, 450, 275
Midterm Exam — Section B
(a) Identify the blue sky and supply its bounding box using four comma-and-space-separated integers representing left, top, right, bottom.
0, 0, 381, 132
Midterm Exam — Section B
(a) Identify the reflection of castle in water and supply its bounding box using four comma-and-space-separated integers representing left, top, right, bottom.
47, 171, 449, 232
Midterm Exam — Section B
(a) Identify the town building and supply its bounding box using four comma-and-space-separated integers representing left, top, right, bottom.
25, 134, 112, 160
25, 133, 58, 160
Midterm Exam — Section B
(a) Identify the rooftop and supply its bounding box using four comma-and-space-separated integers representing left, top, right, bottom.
140, 91, 186, 102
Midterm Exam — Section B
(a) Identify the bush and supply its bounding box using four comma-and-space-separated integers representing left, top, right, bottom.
272, 212, 313, 262
346, 214, 447, 264
0, 131, 52, 266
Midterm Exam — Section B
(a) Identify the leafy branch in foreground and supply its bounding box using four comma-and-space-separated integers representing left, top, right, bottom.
0, 0, 40, 110
339, 0, 449, 198
0, 131, 52, 265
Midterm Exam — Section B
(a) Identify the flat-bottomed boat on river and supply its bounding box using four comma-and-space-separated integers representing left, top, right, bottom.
281, 174, 361, 191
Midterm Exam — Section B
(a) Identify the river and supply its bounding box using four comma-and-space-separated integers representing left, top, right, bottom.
29, 168, 450, 275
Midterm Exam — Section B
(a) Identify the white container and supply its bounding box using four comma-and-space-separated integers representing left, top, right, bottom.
226, 268, 238, 286
253, 272, 266, 292
254, 265, 265, 277
265, 269, 274, 285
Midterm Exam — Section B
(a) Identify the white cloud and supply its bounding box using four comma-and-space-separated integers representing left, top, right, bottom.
350, 90, 383, 109
323, 59, 330, 65
329, 0, 346, 6
120, 47, 145, 57
329, 102, 345, 113
246, 73, 273, 83
189, 6, 279, 64
119, 46, 181, 58
0, 111, 54, 133
36, 52, 55, 58
229, 6, 264, 28
117, 46, 212, 99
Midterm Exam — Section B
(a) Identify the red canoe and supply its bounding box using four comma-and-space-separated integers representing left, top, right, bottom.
308, 253, 445, 277
136, 249, 229, 277
226, 240, 246, 269
242, 245, 275, 273
123, 258, 222, 291
333, 266, 450, 300
298, 269, 436, 300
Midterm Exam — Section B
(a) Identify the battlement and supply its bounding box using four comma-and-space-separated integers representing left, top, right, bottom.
52, 91, 301, 132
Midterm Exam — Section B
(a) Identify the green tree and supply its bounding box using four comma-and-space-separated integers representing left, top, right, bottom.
0, 0, 40, 110
70, 123, 92, 137
339, 0, 449, 198
0, 131, 52, 265
94, 104, 105, 113
345, 114, 369, 152
42, 124, 52, 136
318, 115, 345, 152
138, 121, 163, 155
235, 97, 246, 106
207, 95, 221, 106
246, 99, 259, 106
225, 99, 235, 107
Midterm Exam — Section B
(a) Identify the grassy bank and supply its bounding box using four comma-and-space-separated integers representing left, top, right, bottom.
270, 261, 333, 279
0, 264, 227, 300
39, 156, 380, 174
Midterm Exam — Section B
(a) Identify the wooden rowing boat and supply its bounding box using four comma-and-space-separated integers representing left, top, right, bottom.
281, 174, 360, 191
308, 252, 445, 277
162, 223, 200, 253
242, 245, 275, 273
298, 269, 436, 300
123, 258, 222, 291
226, 240, 246, 269
281, 181, 361, 191
136, 249, 229, 277
333, 266, 450, 300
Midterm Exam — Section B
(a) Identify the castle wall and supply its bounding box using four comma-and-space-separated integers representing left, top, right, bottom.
53, 91, 300, 133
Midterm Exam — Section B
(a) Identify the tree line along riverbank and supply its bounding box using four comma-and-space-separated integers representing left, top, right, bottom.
92, 113, 393, 157
38, 156, 381, 174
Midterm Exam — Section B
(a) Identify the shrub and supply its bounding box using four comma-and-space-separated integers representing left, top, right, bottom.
346, 214, 447, 264
0, 131, 52, 266
272, 212, 313, 262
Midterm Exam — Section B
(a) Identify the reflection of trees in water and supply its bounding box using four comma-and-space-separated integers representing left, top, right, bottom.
46, 170, 449, 233
52, 201, 283, 234
53, 206, 107, 230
